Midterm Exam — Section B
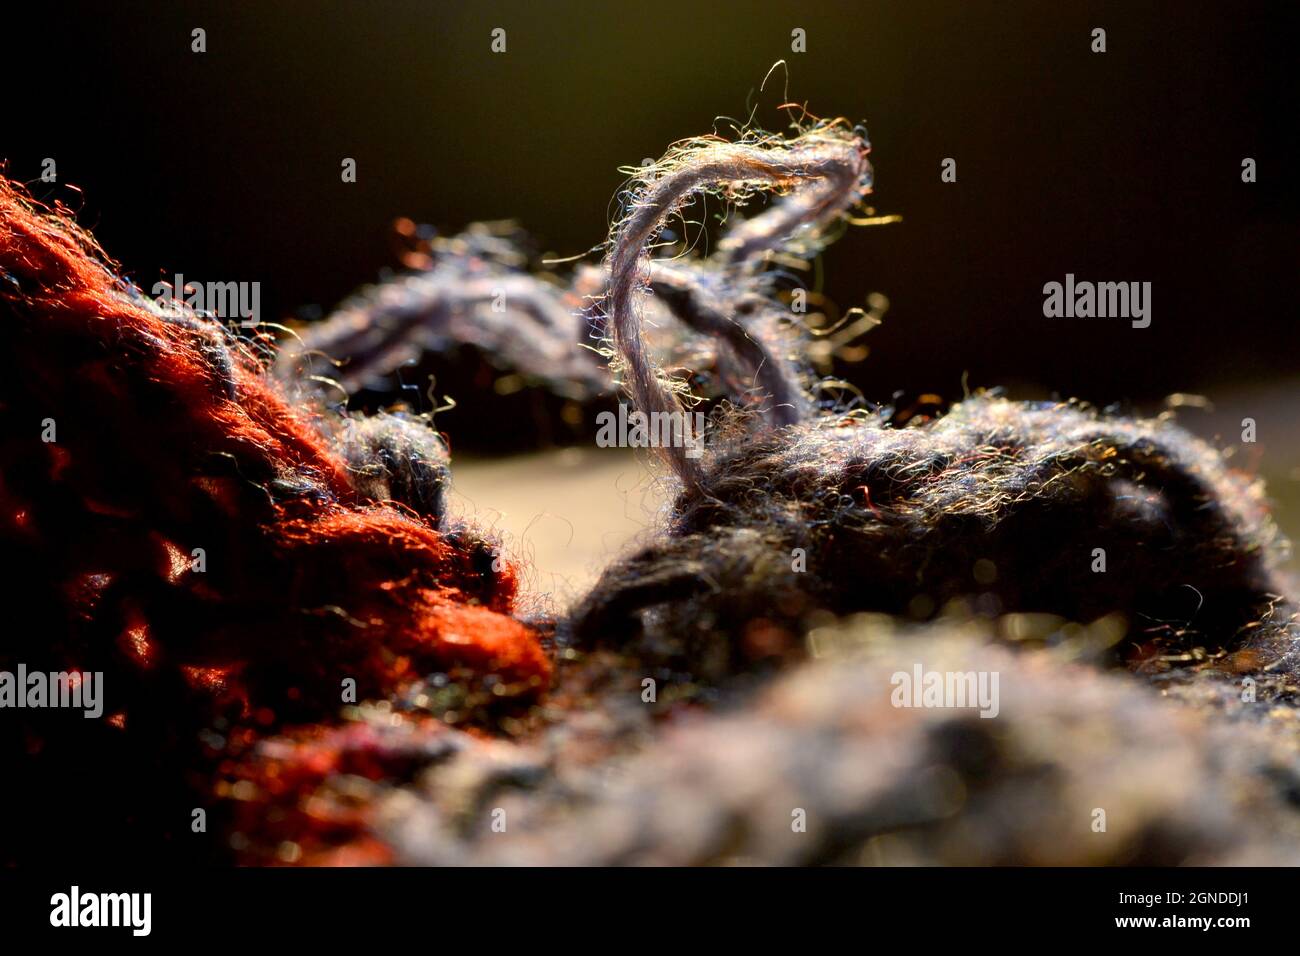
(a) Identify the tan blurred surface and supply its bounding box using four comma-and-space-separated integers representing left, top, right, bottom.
449, 447, 671, 613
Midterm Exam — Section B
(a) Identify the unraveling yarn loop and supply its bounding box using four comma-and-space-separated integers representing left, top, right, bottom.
572, 122, 1298, 684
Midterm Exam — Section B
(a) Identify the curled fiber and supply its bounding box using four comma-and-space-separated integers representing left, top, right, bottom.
572, 124, 1298, 686
274, 124, 873, 447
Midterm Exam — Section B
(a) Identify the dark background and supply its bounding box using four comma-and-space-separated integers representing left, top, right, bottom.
2, 0, 1296, 404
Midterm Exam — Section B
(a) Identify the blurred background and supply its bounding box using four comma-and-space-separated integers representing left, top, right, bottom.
4, 0, 1296, 599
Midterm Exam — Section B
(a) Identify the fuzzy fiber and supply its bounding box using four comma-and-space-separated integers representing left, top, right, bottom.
571, 398, 1298, 684
0, 178, 547, 862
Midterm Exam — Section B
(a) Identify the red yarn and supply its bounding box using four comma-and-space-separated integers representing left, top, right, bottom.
221, 717, 456, 865
0, 177, 550, 733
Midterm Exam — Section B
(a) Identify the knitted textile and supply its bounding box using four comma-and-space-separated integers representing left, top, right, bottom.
0, 114, 1295, 865
0, 179, 547, 861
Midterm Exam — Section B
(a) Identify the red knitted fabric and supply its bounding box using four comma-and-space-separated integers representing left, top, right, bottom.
0, 177, 550, 735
